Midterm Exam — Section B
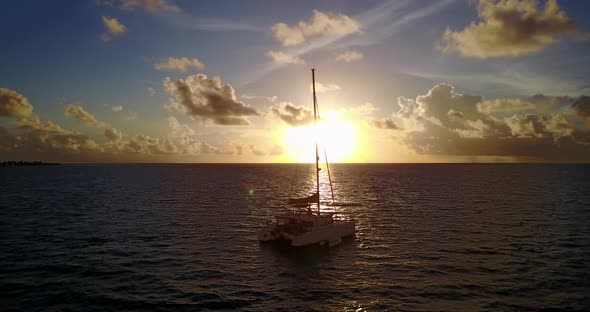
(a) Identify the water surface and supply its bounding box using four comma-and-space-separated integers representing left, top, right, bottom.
1, 164, 589, 311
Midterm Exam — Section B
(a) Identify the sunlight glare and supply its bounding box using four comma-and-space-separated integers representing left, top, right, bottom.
283, 113, 358, 162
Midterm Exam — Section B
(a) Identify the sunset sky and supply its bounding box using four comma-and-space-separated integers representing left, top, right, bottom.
1, 0, 590, 163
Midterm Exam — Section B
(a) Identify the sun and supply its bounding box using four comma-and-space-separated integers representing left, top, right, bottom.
282, 113, 358, 162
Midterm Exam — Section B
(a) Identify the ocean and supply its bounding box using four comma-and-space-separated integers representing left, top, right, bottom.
1, 164, 589, 311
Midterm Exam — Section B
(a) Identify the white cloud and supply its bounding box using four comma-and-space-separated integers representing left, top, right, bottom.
313, 82, 341, 93
125, 111, 138, 120
335, 50, 363, 63
271, 10, 361, 46
266, 51, 305, 65
441, 0, 584, 58
0, 88, 33, 117
155, 57, 205, 72
349, 102, 376, 116
167, 116, 196, 138
241, 94, 277, 102
147, 87, 156, 96
101, 16, 127, 42
111, 105, 124, 112
64, 105, 109, 128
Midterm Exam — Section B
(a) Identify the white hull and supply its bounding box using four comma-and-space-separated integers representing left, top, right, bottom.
258, 217, 355, 247
290, 221, 355, 247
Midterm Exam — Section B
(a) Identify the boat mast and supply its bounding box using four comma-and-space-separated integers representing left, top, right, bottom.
311, 68, 320, 216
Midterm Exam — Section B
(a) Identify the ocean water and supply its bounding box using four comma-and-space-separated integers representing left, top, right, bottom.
1, 164, 589, 311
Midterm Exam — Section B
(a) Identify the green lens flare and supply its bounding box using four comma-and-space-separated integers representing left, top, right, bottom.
248, 189, 255, 196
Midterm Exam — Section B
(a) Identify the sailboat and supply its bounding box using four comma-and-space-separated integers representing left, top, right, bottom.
258, 69, 356, 247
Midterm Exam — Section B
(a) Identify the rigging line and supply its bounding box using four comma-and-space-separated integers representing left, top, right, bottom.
323, 146, 335, 203
314, 89, 335, 203
312, 69, 320, 215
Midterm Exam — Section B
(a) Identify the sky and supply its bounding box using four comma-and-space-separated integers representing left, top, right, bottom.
1, 0, 590, 163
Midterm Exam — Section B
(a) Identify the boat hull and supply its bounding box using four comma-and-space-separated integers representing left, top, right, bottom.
291, 221, 355, 247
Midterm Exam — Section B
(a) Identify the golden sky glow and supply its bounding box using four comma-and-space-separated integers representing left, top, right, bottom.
1, 1, 589, 163
282, 112, 360, 163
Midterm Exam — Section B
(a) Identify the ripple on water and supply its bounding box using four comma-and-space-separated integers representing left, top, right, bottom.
1, 164, 590, 311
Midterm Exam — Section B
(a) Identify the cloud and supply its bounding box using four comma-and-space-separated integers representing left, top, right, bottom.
269, 144, 283, 156
125, 111, 138, 120
154, 57, 205, 72
270, 102, 313, 127
505, 113, 573, 138
148, 87, 156, 96
344, 102, 376, 117
572, 96, 590, 119
244, 1, 457, 88
8, 114, 103, 158
401, 68, 590, 97
335, 50, 363, 62
266, 51, 305, 65
572, 95, 590, 122
101, 16, 127, 42
249, 145, 265, 156
0, 126, 13, 152
118, 0, 180, 13
241, 94, 277, 102
104, 128, 123, 141
441, 0, 584, 58
173, 17, 264, 32
0, 88, 33, 117
16, 114, 70, 134
64, 105, 109, 128
372, 119, 400, 130
163, 74, 259, 125
167, 116, 196, 138
271, 10, 361, 47
0, 90, 251, 162
111, 105, 124, 112
477, 98, 536, 114
313, 82, 341, 93
377, 83, 590, 161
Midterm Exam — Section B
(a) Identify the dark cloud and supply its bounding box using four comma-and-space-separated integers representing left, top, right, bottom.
0, 126, 14, 151
572, 96, 590, 119
441, 0, 584, 58
382, 83, 590, 161
99, 0, 181, 13
271, 102, 313, 127
164, 74, 258, 126
447, 109, 464, 118
0, 89, 253, 162
7, 114, 103, 159
477, 98, 536, 114
0, 88, 33, 117
104, 128, 123, 141
372, 119, 399, 129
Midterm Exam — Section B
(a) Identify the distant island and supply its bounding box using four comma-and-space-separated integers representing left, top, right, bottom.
0, 161, 60, 167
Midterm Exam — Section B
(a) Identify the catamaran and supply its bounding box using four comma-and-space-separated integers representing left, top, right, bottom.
258, 69, 356, 247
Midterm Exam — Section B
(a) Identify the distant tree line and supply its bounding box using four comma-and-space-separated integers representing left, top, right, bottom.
0, 161, 60, 167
